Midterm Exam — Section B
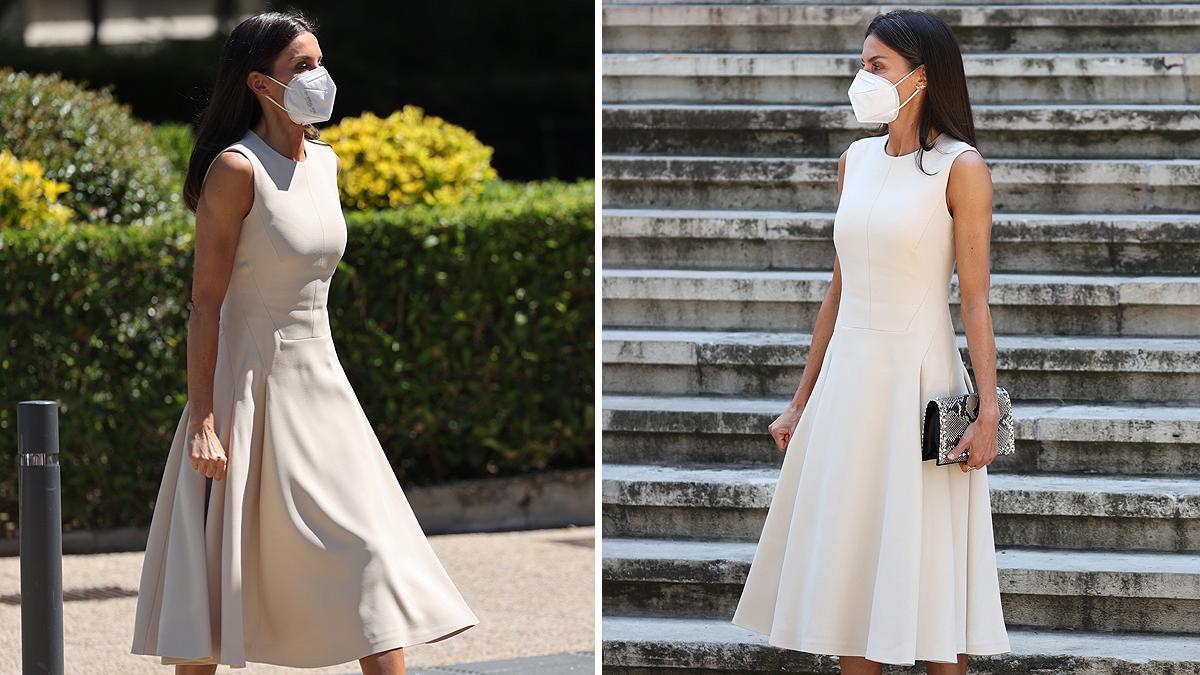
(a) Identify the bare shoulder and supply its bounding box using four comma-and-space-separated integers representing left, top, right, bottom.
950, 145, 987, 172
199, 149, 254, 221
945, 145, 992, 219
947, 145, 990, 188
205, 149, 253, 186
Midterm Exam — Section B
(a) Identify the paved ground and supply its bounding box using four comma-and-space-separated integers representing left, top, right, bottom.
0, 525, 595, 673
405, 651, 594, 674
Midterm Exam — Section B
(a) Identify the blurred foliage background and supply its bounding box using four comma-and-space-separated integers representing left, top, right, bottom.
0, 1, 595, 536
0, 0, 594, 181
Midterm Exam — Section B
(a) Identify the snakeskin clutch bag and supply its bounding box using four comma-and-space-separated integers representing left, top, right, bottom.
921, 379, 1015, 466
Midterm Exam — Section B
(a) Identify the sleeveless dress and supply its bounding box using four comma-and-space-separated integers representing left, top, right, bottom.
730, 132, 1011, 665
129, 129, 480, 669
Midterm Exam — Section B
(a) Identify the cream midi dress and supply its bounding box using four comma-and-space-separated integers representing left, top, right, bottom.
130, 129, 480, 669
731, 132, 1011, 665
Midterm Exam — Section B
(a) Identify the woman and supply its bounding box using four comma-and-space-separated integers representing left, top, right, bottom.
129, 11, 479, 673
730, 10, 1011, 674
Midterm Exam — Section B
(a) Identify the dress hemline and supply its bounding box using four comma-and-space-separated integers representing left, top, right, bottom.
732, 619, 1011, 666
134, 615, 481, 669
767, 635, 1012, 667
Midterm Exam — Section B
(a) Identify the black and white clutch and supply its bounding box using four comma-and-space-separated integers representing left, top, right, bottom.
921, 375, 1015, 466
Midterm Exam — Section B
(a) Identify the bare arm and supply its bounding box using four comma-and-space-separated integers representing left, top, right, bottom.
768, 148, 846, 450
785, 151, 846, 413
185, 150, 253, 478
945, 149, 1001, 470
948, 150, 998, 421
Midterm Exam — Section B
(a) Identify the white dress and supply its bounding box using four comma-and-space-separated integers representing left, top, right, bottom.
130, 129, 480, 669
730, 132, 1011, 665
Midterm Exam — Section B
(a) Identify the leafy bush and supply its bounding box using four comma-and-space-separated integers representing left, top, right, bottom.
150, 122, 194, 178
150, 122, 193, 198
323, 106, 498, 210
0, 178, 594, 536
0, 67, 183, 225
0, 150, 73, 230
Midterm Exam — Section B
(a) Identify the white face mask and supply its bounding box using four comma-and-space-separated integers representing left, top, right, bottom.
262, 66, 337, 125
847, 65, 921, 124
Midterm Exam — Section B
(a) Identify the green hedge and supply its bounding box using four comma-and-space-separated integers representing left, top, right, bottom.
0, 179, 594, 537
0, 67, 185, 226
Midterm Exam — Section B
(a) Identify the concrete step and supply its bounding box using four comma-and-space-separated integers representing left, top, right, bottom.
601, 394, 1200, 476
602, 103, 1200, 159
602, 268, 1200, 336
603, 4, 1200, 53
602, 615, 1200, 674
601, 208, 1200, 275
601, 463, 1200, 551
603, 537, 1200, 633
602, 154, 1200, 213
602, 328, 1200, 402
602, 52, 1200, 105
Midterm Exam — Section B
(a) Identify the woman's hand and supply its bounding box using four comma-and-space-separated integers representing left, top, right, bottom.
768, 403, 805, 453
187, 417, 228, 480
946, 412, 999, 472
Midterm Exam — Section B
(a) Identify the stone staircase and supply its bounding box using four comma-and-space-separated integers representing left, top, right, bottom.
600, 1, 1200, 672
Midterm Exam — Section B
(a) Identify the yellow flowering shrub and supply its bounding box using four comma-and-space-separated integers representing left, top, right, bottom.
0, 150, 73, 230
323, 106, 498, 210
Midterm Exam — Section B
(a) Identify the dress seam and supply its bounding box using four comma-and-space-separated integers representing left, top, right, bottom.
863, 145, 894, 330
243, 268, 280, 338
236, 142, 280, 261
302, 163, 328, 338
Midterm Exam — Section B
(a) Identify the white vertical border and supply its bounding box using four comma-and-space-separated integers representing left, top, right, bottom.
593, 0, 603, 668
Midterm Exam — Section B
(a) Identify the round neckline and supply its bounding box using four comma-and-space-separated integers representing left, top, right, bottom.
881, 132, 941, 159
248, 128, 309, 164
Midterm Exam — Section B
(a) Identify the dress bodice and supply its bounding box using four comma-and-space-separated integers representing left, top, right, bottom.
202, 129, 348, 348
832, 132, 981, 334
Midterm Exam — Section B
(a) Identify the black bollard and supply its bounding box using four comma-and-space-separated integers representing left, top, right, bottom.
17, 400, 64, 675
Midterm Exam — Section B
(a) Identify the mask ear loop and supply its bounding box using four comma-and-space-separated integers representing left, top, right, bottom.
262, 92, 290, 114
879, 66, 925, 117
258, 73, 294, 115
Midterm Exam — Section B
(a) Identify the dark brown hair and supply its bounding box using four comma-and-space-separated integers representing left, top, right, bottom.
861, 9, 978, 175
183, 10, 325, 212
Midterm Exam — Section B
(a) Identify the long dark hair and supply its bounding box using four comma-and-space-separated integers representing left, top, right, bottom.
183, 10, 324, 212
861, 9, 977, 175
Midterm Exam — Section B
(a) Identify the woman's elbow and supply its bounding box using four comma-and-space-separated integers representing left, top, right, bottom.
958, 292, 991, 317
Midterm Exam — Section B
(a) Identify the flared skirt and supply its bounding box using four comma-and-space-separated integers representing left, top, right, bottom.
730, 321, 1011, 665
130, 325, 480, 668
